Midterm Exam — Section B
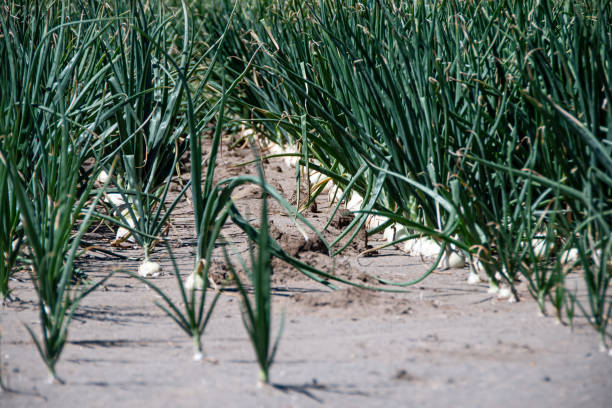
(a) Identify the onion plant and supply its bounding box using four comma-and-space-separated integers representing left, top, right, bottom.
209, 0, 476, 274
574, 234, 612, 352
0, 0, 118, 382
118, 1, 372, 366
224, 160, 283, 386
184, 25, 372, 291
115, 0, 321, 362
0, 0, 52, 301
203, 0, 611, 344
88, 0, 201, 272
0, 161, 22, 302
127, 242, 222, 361
0, 3, 25, 299
1, 144, 112, 383
0, 75, 112, 384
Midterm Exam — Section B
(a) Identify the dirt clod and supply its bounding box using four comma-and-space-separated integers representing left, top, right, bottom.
277, 232, 328, 258
331, 209, 354, 229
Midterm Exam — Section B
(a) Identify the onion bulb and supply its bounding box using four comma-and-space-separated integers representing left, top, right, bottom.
184, 259, 207, 291
139, 260, 161, 277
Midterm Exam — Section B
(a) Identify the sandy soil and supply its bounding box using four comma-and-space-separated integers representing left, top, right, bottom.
1, 137, 611, 407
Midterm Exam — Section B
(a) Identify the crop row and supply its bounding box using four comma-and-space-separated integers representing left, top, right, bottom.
0, 0, 610, 384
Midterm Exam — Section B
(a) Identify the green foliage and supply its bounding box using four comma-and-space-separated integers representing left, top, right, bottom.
0, 161, 21, 301
126, 243, 223, 361
200, 0, 612, 345
1, 0, 610, 383
224, 157, 283, 385
0, 0, 117, 381
86, 0, 200, 261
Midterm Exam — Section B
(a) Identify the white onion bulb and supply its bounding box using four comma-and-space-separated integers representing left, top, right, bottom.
139, 260, 161, 277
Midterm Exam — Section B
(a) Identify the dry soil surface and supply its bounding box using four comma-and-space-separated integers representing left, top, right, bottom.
1, 137, 611, 408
